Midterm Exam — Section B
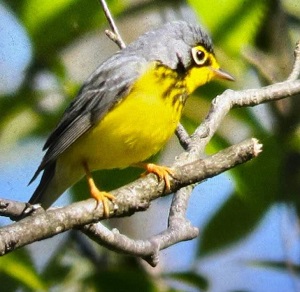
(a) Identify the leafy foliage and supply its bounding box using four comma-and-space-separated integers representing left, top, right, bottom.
0, 249, 45, 291
165, 271, 209, 291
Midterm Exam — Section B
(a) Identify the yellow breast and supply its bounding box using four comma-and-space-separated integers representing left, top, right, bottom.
58, 63, 187, 172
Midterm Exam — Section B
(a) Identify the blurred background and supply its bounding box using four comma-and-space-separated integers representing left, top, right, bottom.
0, 0, 300, 291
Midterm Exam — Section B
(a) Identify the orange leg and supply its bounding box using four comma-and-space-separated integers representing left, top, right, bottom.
83, 162, 115, 217
137, 163, 174, 191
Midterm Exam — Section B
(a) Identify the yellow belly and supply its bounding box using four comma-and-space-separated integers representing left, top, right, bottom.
56, 64, 186, 180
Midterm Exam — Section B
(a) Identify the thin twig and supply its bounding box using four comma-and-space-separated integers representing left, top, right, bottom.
98, 0, 126, 49
82, 220, 198, 267
287, 41, 300, 81
175, 123, 191, 150
242, 48, 277, 83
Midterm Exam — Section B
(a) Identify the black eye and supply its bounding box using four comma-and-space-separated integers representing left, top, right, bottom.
192, 47, 207, 65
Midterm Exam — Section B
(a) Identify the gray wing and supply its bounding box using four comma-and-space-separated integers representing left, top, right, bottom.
29, 52, 147, 184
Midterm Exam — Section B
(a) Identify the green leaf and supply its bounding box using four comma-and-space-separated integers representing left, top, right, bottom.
41, 245, 72, 286
92, 269, 156, 292
0, 249, 46, 291
165, 271, 209, 291
22, 0, 77, 33
188, 0, 269, 55
248, 259, 300, 274
199, 191, 267, 257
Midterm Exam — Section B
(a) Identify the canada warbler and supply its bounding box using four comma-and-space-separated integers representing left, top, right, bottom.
29, 21, 234, 216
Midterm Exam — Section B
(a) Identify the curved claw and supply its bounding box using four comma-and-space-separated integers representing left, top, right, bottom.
90, 189, 115, 218
142, 163, 174, 191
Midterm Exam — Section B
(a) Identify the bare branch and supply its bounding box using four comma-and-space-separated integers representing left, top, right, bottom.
98, 0, 126, 49
80, 138, 260, 266
168, 46, 300, 242
0, 199, 28, 219
175, 123, 191, 150
288, 41, 300, 81
0, 138, 260, 257
1, 51, 300, 261
188, 79, 300, 155
242, 48, 277, 83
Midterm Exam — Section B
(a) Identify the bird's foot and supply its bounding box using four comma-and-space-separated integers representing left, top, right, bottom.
141, 163, 174, 192
90, 187, 115, 218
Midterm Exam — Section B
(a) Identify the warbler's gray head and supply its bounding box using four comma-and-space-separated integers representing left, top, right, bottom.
125, 21, 214, 71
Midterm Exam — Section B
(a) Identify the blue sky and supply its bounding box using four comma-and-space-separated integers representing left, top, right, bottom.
0, 4, 31, 94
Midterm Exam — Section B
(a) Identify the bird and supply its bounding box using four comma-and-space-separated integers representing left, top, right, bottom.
28, 21, 234, 217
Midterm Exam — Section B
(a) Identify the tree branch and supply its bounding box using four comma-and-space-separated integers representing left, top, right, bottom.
175, 123, 191, 150
99, 0, 126, 49
188, 79, 300, 156
1, 53, 299, 265
0, 138, 260, 259
288, 41, 300, 81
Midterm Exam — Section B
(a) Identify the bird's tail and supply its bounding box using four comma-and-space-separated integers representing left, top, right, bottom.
29, 162, 57, 208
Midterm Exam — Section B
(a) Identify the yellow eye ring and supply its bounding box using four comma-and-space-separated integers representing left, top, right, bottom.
191, 47, 207, 65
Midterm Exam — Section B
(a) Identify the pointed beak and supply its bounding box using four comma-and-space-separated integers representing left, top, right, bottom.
212, 68, 235, 81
